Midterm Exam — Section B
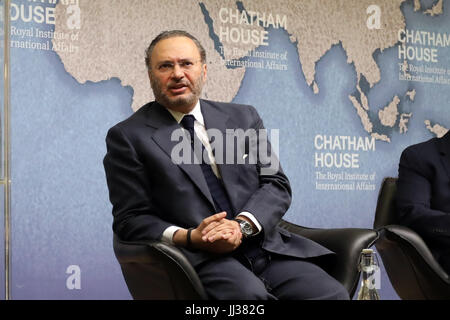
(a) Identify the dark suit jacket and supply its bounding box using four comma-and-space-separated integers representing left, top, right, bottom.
397, 131, 450, 271
103, 99, 332, 267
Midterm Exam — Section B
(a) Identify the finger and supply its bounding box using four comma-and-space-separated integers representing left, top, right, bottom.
206, 232, 221, 243
203, 229, 229, 242
231, 232, 242, 247
221, 230, 235, 240
202, 220, 232, 236
200, 212, 227, 228
207, 230, 234, 243
203, 225, 236, 240
202, 226, 221, 241
234, 231, 243, 245
201, 221, 221, 235
222, 229, 239, 241
205, 222, 234, 233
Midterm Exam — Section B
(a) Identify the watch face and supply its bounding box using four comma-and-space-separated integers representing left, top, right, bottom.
239, 220, 253, 237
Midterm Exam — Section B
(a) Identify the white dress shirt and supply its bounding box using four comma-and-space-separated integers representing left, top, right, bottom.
161, 101, 262, 244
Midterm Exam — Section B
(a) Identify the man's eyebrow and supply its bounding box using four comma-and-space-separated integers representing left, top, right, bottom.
156, 57, 196, 63
156, 59, 173, 64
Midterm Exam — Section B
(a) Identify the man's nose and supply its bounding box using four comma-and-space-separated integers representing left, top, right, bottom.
171, 64, 184, 79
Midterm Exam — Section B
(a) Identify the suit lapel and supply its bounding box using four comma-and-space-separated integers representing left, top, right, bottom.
438, 131, 450, 181
201, 100, 241, 213
145, 102, 215, 207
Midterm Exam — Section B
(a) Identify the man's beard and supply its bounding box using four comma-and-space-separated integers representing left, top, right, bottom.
150, 73, 204, 111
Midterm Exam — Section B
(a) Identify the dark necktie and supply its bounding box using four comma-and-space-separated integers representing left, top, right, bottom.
180, 115, 233, 219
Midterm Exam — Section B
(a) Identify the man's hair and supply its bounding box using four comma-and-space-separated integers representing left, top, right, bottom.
145, 30, 207, 70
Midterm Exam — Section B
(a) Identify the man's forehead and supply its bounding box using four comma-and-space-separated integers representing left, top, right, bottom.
152, 36, 201, 61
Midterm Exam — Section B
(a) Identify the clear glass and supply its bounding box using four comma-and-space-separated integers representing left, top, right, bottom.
357, 249, 381, 300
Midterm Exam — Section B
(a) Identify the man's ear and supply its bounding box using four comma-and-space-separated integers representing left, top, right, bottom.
202, 63, 207, 83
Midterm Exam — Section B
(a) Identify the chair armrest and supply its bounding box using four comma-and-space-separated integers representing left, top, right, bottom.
278, 220, 379, 297
113, 234, 207, 300
377, 225, 449, 280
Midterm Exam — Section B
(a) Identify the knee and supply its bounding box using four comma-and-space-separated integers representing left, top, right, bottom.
234, 283, 272, 300
275, 276, 350, 300
317, 278, 350, 300
329, 284, 350, 300
206, 279, 271, 300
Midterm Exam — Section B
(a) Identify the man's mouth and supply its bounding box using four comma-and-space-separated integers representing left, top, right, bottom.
169, 83, 189, 94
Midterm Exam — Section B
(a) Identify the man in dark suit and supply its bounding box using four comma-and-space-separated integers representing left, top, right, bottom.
397, 131, 450, 274
103, 30, 349, 300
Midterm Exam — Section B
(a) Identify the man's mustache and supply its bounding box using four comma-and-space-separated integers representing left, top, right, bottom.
168, 81, 190, 89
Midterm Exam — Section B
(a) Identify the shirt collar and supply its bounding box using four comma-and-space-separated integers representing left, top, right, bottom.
166, 100, 204, 126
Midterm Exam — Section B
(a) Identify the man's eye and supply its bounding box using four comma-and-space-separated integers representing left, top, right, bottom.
181, 61, 193, 67
159, 63, 173, 70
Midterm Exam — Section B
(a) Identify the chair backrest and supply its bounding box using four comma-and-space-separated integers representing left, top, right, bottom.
373, 177, 398, 229
373, 177, 450, 299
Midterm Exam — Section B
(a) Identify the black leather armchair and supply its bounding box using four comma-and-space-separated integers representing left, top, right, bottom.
113, 219, 378, 300
373, 177, 450, 299
113, 234, 208, 300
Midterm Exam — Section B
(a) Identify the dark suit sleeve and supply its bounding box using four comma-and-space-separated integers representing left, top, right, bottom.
103, 124, 172, 241
239, 106, 292, 232
396, 145, 450, 247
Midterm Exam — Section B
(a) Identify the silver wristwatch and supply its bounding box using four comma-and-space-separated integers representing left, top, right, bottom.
235, 218, 254, 238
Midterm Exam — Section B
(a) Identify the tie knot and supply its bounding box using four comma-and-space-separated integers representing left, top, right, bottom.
180, 115, 196, 130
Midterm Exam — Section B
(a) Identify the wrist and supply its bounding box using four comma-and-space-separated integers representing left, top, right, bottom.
172, 228, 188, 246
186, 228, 194, 248
234, 218, 255, 239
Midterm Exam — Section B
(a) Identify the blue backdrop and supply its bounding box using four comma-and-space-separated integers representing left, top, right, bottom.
4, 0, 450, 300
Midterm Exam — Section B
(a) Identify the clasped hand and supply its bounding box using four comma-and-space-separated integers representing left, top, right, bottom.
191, 212, 242, 253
